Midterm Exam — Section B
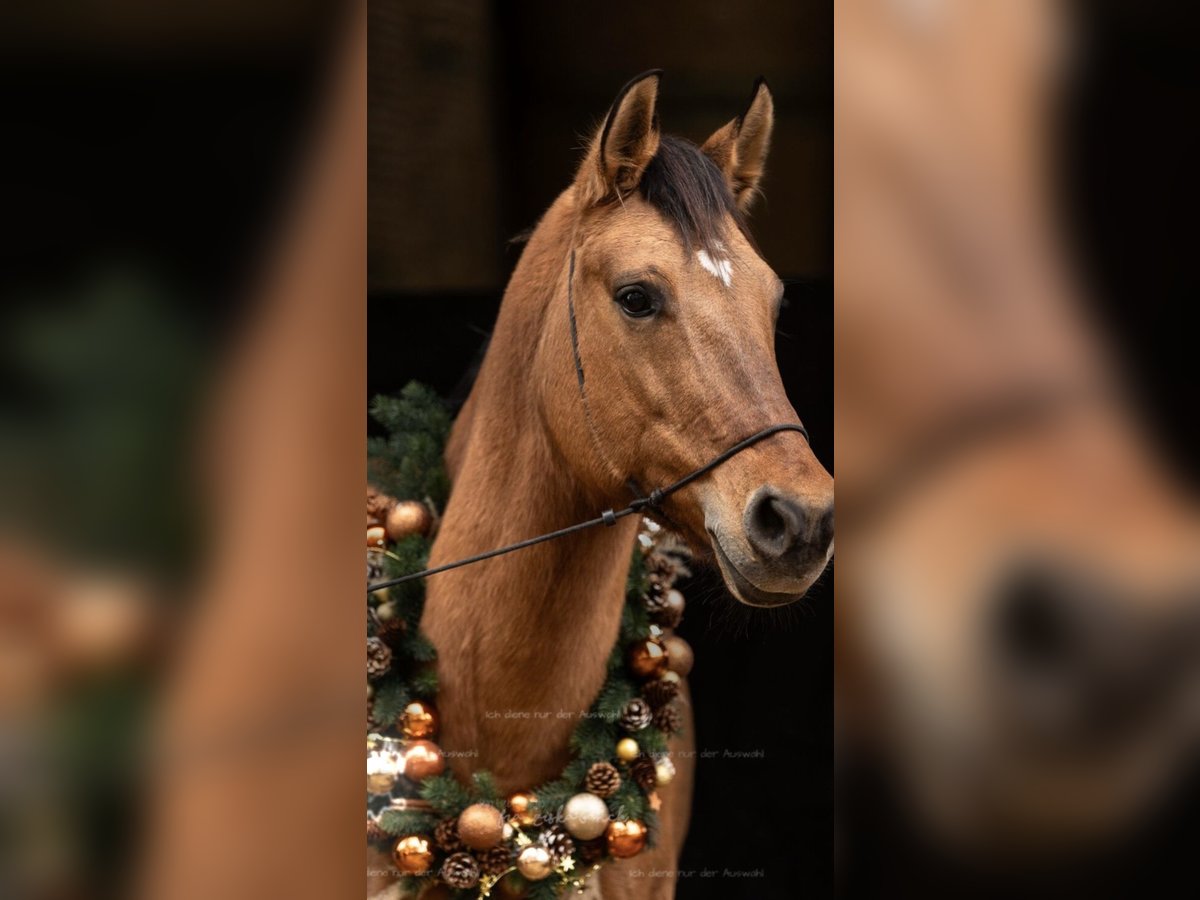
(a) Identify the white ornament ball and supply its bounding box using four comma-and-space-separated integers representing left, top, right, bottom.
655, 757, 676, 786
563, 792, 610, 840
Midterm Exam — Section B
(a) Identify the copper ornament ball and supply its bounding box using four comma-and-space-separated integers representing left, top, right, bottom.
367, 525, 388, 548
515, 845, 554, 881
605, 819, 648, 858
457, 803, 506, 850
663, 635, 693, 676
401, 739, 445, 781
400, 700, 438, 739
392, 834, 436, 874
386, 500, 433, 542
628, 638, 669, 677
508, 791, 539, 826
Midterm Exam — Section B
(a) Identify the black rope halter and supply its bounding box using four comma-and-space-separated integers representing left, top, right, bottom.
367, 249, 811, 593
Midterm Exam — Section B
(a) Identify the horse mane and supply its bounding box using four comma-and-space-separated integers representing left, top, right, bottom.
638, 134, 753, 255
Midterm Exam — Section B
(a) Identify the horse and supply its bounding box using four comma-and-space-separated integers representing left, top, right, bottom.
370, 72, 834, 899
835, 0, 1200, 877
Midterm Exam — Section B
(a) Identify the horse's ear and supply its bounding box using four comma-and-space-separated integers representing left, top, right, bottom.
578, 70, 662, 206
701, 77, 774, 213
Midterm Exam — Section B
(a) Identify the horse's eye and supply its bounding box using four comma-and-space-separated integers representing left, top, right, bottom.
615, 286, 655, 318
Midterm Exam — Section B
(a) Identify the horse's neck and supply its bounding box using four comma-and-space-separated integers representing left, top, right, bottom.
421, 377, 637, 791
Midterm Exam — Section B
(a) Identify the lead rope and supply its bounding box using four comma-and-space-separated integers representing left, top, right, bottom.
367, 421, 808, 592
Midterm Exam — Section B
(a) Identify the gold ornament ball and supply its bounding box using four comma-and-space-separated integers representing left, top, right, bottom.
628, 638, 669, 677
367, 772, 396, 795
386, 500, 433, 542
367, 525, 387, 548
457, 803, 506, 850
401, 739, 445, 781
400, 700, 438, 739
660, 670, 682, 687
516, 845, 554, 881
605, 819, 648, 858
508, 791, 539, 826
392, 834, 436, 874
663, 635, 693, 676
563, 792, 610, 840
655, 757, 676, 786
615, 738, 640, 762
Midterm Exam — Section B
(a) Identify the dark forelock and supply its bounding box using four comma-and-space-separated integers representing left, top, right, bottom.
638, 134, 748, 254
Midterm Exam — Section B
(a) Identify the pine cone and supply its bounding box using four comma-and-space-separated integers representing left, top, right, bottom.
584, 761, 622, 798
541, 824, 575, 862
629, 755, 657, 791
619, 698, 652, 732
644, 589, 684, 628
367, 637, 392, 680
577, 838, 607, 865
367, 696, 379, 730
440, 852, 481, 889
366, 815, 388, 844
653, 702, 683, 735
373, 603, 407, 641
646, 551, 681, 585
367, 485, 397, 526
434, 817, 465, 854
478, 844, 513, 876
642, 677, 680, 710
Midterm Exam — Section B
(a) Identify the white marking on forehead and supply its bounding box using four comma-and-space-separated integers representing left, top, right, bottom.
696, 248, 733, 287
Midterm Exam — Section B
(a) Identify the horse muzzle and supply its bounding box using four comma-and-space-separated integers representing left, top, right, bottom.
704, 483, 835, 607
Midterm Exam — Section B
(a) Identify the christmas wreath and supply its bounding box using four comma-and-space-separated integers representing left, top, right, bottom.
367, 383, 694, 899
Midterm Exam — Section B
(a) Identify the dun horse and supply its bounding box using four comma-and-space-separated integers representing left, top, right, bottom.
375, 72, 834, 898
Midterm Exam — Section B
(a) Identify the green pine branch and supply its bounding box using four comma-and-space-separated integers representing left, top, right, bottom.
399, 630, 437, 663
418, 773, 473, 817
409, 667, 439, 700
372, 677, 409, 727
379, 808, 435, 836
470, 771, 501, 806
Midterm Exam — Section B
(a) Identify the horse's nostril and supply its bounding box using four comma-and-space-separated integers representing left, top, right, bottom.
753, 497, 792, 546
743, 487, 830, 562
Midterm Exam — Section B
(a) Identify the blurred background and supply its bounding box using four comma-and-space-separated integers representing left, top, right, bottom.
836, 1, 1199, 897
0, 2, 352, 898
368, 3, 832, 897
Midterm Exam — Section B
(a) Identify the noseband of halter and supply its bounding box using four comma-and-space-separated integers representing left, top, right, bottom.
367, 250, 810, 593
